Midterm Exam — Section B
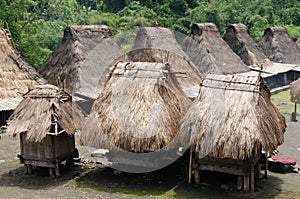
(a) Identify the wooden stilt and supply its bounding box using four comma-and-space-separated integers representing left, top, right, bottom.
243, 176, 249, 191
24, 164, 29, 174
264, 155, 268, 178
49, 168, 54, 177
55, 163, 60, 177
28, 164, 33, 174
251, 164, 255, 192
188, 147, 193, 184
194, 169, 200, 185
257, 162, 261, 178
237, 176, 243, 190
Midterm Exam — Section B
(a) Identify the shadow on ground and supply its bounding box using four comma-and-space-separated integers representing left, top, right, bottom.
0, 162, 83, 189
74, 155, 285, 199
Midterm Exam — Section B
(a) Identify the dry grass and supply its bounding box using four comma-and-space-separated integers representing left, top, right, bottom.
128, 27, 203, 99
80, 61, 191, 152
39, 25, 123, 98
258, 27, 300, 65
179, 74, 286, 160
0, 28, 45, 99
224, 23, 267, 66
182, 23, 250, 75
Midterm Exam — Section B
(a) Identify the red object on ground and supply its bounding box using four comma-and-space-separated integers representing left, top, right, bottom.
271, 157, 296, 165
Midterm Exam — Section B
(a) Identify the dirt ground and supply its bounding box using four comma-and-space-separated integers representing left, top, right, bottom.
0, 114, 300, 199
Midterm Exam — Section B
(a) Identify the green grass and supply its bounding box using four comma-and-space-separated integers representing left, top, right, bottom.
271, 89, 300, 114
73, 183, 177, 198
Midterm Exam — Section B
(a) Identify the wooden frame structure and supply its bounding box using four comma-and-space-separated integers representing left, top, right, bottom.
18, 133, 77, 176
188, 148, 268, 192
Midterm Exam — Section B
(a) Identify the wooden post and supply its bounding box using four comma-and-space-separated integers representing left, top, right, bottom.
251, 163, 255, 192
194, 169, 200, 185
243, 176, 249, 191
294, 103, 297, 121
188, 147, 193, 184
237, 176, 243, 190
49, 168, 54, 177
55, 163, 60, 177
264, 155, 268, 178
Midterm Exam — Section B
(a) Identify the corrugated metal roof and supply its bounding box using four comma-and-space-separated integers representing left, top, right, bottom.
249, 63, 299, 75
0, 98, 22, 111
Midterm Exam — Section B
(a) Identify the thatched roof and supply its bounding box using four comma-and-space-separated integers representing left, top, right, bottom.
179, 74, 286, 160
128, 27, 203, 99
290, 78, 300, 103
80, 61, 191, 152
39, 25, 123, 99
258, 27, 300, 65
224, 23, 269, 66
182, 23, 250, 75
0, 28, 46, 99
297, 37, 300, 48
7, 84, 84, 142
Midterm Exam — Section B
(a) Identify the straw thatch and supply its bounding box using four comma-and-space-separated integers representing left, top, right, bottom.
297, 37, 300, 48
39, 25, 123, 99
0, 28, 45, 99
7, 84, 84, 142
179, 74, 286, 160
290, 78, 300, 103
80, 61, 191, 152
224, 23, 269, 66
127, 27, 203, 99
258, 27, 300, 65
183, 23, 250, 75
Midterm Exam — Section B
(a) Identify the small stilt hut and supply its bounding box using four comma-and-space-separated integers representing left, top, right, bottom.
290, 78, 300, 121
127, 27, 203, 99
39, 25, 123, 103
179, 74, 286, 192
182, 23, 250, 75
223, 23, 269, 66
7, 84, 84, 177
0, 28, 45, 126
258, 27, 300, 65
80, 62, 191, 170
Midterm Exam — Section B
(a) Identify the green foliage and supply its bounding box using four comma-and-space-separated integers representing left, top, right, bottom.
0, 0, 299, 69
285, 24, 300, 41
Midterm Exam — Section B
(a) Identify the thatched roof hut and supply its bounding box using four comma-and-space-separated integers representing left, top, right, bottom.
81, 61, 191, 153
180, 74, 286, 160
290, 78, 300, 104
224, 23, 269, 66
0, 28, 45, 99
127, 27, 203, 99
258, 27, 300, 65
39, 25, 123, 99
182, 23, 250, 75
7, 84, 84, 142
